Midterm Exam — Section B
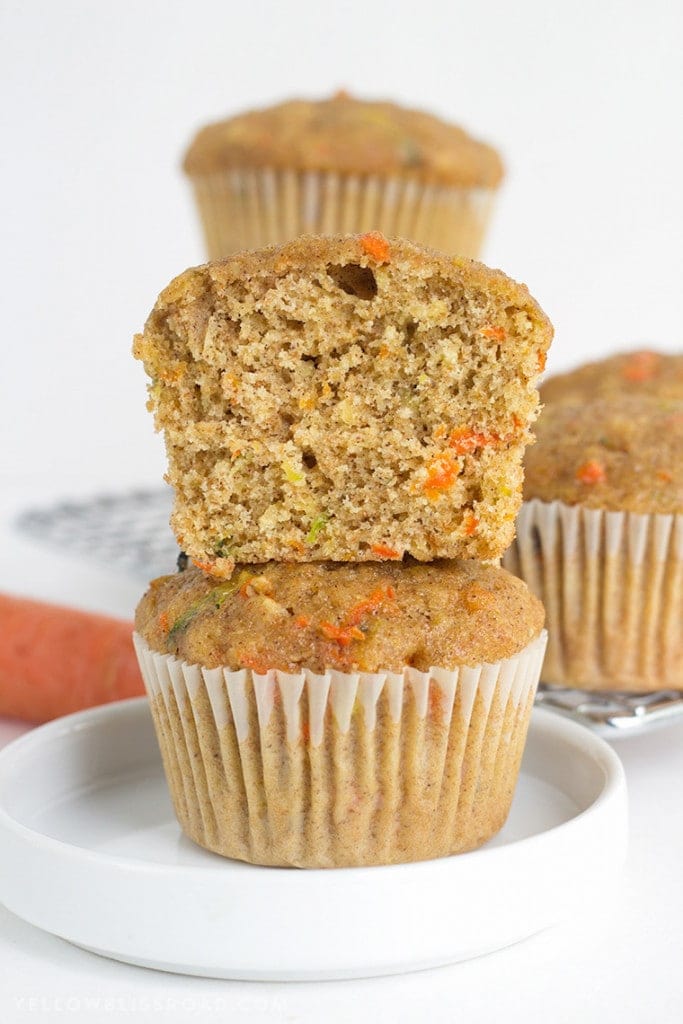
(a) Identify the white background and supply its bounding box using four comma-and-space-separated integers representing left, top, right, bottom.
1, 1, 683, 1020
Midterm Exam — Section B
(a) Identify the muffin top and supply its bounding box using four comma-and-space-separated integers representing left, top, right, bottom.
541, 350, 683, 405
135, 560, 544, 674
524, 396, 683, 513
183, 93, 504, 187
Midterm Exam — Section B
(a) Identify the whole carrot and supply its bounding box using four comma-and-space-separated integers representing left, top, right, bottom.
0, 593, 143, 723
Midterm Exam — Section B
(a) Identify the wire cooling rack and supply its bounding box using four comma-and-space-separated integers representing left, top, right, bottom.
14, 489, 683, 738
15, 488, 180, 581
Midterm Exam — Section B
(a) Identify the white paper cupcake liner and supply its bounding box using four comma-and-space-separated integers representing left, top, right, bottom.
189, 168, 496, 260
133, 631, 546, 868
504, 499, 683, 691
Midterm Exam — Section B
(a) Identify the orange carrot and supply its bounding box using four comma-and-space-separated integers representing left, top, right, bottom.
236, 651, 273, 674
359, 231, 390, 262
318, 621, 365, 646
447, 426, 501, 455
293, 614, 311, 628
480, 325, 506, 341
344, 586, 396, 628
192, 559, 216, 575
622, 350, 660, 382
0, 594, 143, 724
423, 453, 460, 498
576, 459, 606, 485
370, 543, 401, 560
463, 513, 479, 536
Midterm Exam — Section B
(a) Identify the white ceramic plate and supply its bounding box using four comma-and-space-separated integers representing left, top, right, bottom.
0, 698, 627, 981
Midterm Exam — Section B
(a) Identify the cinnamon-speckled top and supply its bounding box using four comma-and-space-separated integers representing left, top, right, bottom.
541, 350, 683, 405
135, 560, 544, 674
524, 396, 683, 513
183, 93, 504, 188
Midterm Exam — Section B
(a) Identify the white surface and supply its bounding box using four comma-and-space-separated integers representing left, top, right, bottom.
0, 699, 626, 981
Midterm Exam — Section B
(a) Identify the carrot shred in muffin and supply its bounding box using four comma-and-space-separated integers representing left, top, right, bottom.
621, 350, 660, 383
463, 513, 479, 536
480, 325, 506, 341
370, 543, 401, 559
192, 559, 216, 574
359, 231, 391, 262
448, 426, 501, 455
318, 621, 365, 646
424, 453, 460, 498
575, 459, 606, 485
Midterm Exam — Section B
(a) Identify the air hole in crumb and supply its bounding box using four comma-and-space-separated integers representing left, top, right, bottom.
327, 263, 378, 301
284, 318, 304, 331
301, 354, 321, 367
405, 319, 418, 341
302, 450, 317, 469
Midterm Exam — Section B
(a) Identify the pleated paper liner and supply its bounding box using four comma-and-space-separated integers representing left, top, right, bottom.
504, 499, 683, 691
188, 168, 496, 260
133, 631, 547, 868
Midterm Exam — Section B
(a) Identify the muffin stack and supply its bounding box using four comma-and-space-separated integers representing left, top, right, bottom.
133, 232, 552, 867
505, 350, 683, 691
183, 93, 504, 260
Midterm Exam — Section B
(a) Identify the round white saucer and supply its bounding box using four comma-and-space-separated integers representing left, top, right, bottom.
0, 698, 627, 981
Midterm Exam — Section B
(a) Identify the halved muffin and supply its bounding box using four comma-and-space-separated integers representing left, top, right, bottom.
134, 233, 552, 576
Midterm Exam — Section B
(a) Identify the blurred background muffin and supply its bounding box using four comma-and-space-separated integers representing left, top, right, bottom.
504, 394, 683, 691
183, 92, 504, 259
541, 349, 683, 404
134, 559, 546, 868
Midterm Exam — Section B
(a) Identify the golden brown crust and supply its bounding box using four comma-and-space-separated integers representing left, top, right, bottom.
183, 93, 504, 187
135, 561, 545, 674
523, 396, 683, 513
134, 233, 553, 571
541, 350, 683, 405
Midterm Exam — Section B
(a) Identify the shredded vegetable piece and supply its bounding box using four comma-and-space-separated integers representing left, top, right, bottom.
370, 543, 401, 559
307, 513, 330, 544
622, 350, 660, 382
576, 459, 606, 485
359, 231, 390, 262
423, 453, 460, 498
463, 513, 479, 536
237, 651, 273, 674
448, 426, 501, 455
480, 325, 506, 341
319, 621, 365, 646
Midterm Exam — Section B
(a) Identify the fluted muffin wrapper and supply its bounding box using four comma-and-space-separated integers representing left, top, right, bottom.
188, 167, 496, 260
504, 499, 683, 692
133, 631, 546, 868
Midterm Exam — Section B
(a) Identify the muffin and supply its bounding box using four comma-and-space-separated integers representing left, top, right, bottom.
503, 396, 683, 691
541, 349, 683, 405
183, 93, 504, 259
134, 559, 546, 867
133, 233, 552, 577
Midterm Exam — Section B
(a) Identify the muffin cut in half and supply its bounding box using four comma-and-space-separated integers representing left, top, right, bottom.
504, 395, 683, 691
134, 559, 546, 867
134, 233, 552, 577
